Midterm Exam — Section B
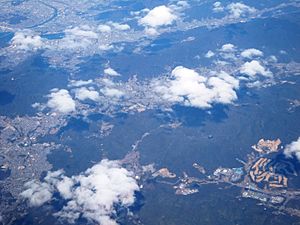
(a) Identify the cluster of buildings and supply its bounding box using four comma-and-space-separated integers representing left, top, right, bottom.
242, 190, 285, 204
249, 157, 288, 189
212, 167, 244, 183
251, 138, 281, 154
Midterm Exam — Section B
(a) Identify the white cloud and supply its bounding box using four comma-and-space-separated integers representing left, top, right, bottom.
21, 160, 139, 225
181, 36, 195, 43
153, 66, 239, 108
240, 60, 273, 78
66, 26, 98, 38
97, 24, 112, 33
108, 22, 131, 31
11, 31, 43, 50
75, 87, 100, 101
241, 48, 263, 58
284, 137, 300, 161
104, 67, 120, 76
279, 50, 287, 55
220, 43, 235, 52
55, 176, 74, 199
60, 26, 98, 49
102, 88, 124, 98
205, 50, 215, 58
69, 79, 93, 87
47, 89, 76, 113
99, 44, 114, 51
176, 1, 189, 8
139, 5, 177, 28
226, 2, 256, 18
213, 2, 224, 12
20, 180, 53, 207
144, 27, 159, 36
268, 55, 278, 63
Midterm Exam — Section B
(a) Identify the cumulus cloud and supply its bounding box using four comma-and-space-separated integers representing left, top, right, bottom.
20, 180, 53, 207
97, 24, 112, 33
99, 44, 114, 51
213, 2, 224, 12
11, 31, 43, 50
104, 67, 120, 76
66, 26, 98, 38
205, 50, 215, 58
284, 137, 300, 161
75, 87, 100, 101
144, 27, 159, 36
241, 48, 263, 58
153, 66, 239, 108
240, 60, 273, 78
102, 88, 124, 98
176, 1, 189, 9
220, 43, 236, 52
60, 26, 98, 49
47, 89, 76, 113
227, 2, 256, 18
268, 55, 278, 63
21, 160, 139, 225
139, 5, 177, 28
108, 22, 131, 31
68, 79, 93, 87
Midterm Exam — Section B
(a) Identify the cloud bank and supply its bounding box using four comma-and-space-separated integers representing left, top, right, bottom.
21, 160, 139, 225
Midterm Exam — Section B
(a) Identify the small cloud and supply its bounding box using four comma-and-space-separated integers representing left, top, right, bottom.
20, 180, 53, 207
108, 22, 131, 31
104, 67, 120, 76
59, 26, 98, 49
144, 27, 159, 36
75, 87, 100, 101
241, 48, 263, 59
139, 5, 177, 28
279, 50, 287, 55
47, 89, 76, 113
99, 44, 114, 51
68, 79, 93, 87
284, 137, 300, 161
181, 36, 195, 43
213, 1, 224, 12
226, 2, 256, 19
11, 31, 43, 51
102, 88, 124, 98
21, 160, 139, 225
220, 43, 236, 52
97, 24, 112, 33
176, 1, 189, 8
240, 60, 273, 78
268, 55, 278, 63
66, 26, 98, 39
205, 50, 215, 58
